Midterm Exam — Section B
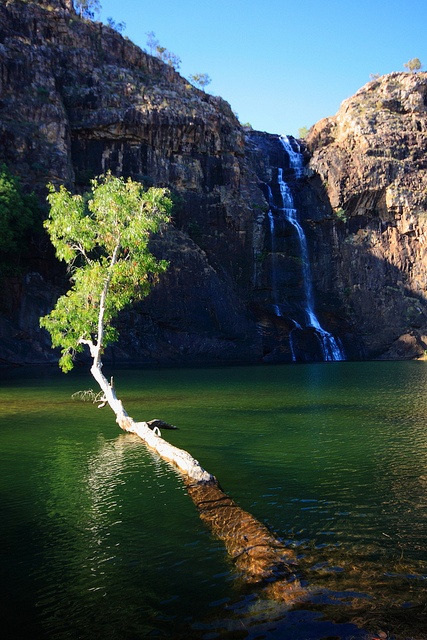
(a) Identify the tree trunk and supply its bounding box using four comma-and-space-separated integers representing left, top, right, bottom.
89, 359, 305, 602
90, 360, 215, 483
185, 478, 306, 603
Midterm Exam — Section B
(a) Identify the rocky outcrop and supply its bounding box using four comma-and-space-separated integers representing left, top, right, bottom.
306, 72, 427, 358
0, 0, 265, 365
2, 2, 427, 364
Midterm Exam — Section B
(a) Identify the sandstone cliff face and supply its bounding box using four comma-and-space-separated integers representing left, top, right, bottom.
1, 1, 427, 365
307, 72, 427, 358
0, 0, 266, 364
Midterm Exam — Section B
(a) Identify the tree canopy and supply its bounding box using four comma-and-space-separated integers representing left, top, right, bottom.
404, 58, 423, 73
40, 173, 172, 372
189, 73, 212, 91
73, 0, 101, 20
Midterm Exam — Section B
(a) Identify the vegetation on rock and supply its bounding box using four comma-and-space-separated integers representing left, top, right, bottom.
404, 57, 423, 73
0, 164, 40, 275
189, 73, 212, 91
73, 0, 100, 19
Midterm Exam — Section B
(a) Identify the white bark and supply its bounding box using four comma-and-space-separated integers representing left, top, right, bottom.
88, 357, 303, 599
93, 242, 121, 368
77, 255, 301, 598
89, 359, 215, 484
124, 421, 214, 483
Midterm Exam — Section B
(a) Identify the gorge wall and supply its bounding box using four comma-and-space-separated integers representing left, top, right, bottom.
1, 0, 427, 365
306, 73, 427, 359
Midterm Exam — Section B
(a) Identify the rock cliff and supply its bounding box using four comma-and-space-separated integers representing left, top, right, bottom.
1, 0, 427, 364
307, 72, 427, 358
0, 0, 265, 364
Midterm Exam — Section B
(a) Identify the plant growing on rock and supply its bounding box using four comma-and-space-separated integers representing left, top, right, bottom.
404, 57, 423, 73
106, 16, 126, 33
298, 126, 308, 139
0, 164, 40, 275
334, 207, 348, 222
145, 31, 159, 55
189, 73, 211, 91
73, 0, 101, 19
155, 45, 181, 70
144, 32, 181, 70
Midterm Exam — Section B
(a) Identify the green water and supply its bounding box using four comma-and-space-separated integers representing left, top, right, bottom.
1, 362, 426, 639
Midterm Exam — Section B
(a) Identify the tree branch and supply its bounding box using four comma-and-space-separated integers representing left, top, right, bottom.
94, 241, 121, 366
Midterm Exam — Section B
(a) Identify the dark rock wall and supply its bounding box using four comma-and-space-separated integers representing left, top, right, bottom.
1, 2, 427, 364
0, 0, 266, 365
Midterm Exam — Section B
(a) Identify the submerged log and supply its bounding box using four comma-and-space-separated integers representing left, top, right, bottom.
90, 362, 306, 602
185, 479, 306, 603
120, 415, 306, 602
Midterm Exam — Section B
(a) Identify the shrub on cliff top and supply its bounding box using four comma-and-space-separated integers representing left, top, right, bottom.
73, 0, 100, 20
404, 58, 423, 73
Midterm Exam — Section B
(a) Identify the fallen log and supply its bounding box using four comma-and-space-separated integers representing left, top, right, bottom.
184, 478, 306, 603
91, 364, 306, 601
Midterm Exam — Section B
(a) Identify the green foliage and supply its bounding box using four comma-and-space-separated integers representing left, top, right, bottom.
40, 173, 172, 372
298, 126, 308, 139
156, 45, 181, 70
189, 73, 212, 91
404, 58, 423, 73
334, 207, 348, 222
0, 164, 40, 274
144, 31, 181, 70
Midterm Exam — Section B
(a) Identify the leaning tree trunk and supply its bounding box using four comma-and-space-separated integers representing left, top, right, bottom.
90, 360, 214, 482
89, 358, 306, 602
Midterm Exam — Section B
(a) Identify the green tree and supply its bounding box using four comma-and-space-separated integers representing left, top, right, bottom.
0, 164, 40, 274
145, 33, 181, 70
40, 173, 171, 374
155, 45, 181, 70
297, 126, 308, 139
40, 172, 215, 483
73, 0, 101, 20
404, 57, 423, 73
189, 73, 212, 91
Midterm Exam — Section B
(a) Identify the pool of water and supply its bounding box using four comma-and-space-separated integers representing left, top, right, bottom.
1, 361, 426, 639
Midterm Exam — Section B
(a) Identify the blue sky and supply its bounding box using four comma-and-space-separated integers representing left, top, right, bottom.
97, 0, 427, 137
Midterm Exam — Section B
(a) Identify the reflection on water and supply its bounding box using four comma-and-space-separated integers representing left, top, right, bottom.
1, 362, 427, 639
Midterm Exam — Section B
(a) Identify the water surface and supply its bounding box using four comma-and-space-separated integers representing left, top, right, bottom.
1, 362, 426, 639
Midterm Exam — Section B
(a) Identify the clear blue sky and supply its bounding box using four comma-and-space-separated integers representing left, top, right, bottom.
97, 0, 427, 138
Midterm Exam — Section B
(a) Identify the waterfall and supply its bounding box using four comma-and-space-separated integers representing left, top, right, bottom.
269, 136, 345, 362
281, 135, 304, 178
266, 186, 282, 318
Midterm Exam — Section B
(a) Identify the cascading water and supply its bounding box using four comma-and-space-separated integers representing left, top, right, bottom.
268, 136, 345, 362
266, 186, 282, 318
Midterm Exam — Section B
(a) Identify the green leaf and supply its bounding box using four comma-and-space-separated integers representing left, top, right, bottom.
40, 173, 171, 371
